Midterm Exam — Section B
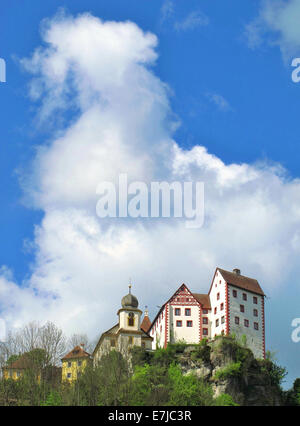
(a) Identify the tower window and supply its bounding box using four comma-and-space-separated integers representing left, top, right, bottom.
128, 312, 135, 326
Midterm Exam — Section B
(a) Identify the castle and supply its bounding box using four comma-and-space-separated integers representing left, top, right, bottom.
3, 267, 266, 383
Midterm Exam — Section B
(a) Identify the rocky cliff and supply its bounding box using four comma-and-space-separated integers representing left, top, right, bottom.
175, 336, 284, 406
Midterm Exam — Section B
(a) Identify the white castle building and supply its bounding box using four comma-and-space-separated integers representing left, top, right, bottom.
148, 268, 266, 359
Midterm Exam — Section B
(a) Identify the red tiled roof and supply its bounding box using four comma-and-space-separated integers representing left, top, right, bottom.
61, 345, 91, 361
140, 315, 152, 333
218, 268, 265, 296
192, 293, 211, 309
4, 354, 32, 370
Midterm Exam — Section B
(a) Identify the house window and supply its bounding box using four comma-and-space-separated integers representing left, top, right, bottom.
217, 292, 220, 300
243, 293, 247, 301
203, 309, 208, 314
175, 308, 181, 316
221, 316, 225, 324
244, 319, 249, 327
253, 296, 258, 304
214, 307, 217, 314
77, 361, 82, 367
17, 371, 21, 378
203, 328, 208, 336
67, 373, 72, 379
187, 321, 193, 327
233, 289, 237, 298
216, 319, 219, 327
220, 303, 224, 311
142, 342, 146, 348
128, 312, 135, 326
240, 305, 245, 313
110, 339, 116, 347
128, 336, 134, 345
202, 317, 208, 325
253, 309, 258, 317
68, 362, 72, 368
176, 320, 182, 327
235, 316, 240, 325
254, 322, 259, 330
185, 308, 191, 316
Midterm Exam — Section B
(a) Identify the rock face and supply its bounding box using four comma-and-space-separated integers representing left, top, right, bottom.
176, 337, 283, 406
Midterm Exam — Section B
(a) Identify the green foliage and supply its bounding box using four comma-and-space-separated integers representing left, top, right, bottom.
168, 363, 213, 406
190, 339, 211, 363
41, 391, 62, 406
214, 393, 239, 406
259, 359, 287, 387
213, 362, 241, 380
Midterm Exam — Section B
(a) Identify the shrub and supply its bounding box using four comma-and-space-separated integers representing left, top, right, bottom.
213, 362, 241, 380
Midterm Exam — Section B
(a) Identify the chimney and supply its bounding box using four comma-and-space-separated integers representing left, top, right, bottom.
233, 268, 241, 275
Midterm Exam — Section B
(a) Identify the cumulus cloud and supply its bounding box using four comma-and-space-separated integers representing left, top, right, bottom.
1, 11, 300, 340
245, 0, 300, 60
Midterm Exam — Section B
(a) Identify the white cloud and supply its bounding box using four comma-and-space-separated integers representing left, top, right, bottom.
174, 10, 209, 32
206, 93, 232, 112
245, 0, 300, 60
1, 12, 300, 342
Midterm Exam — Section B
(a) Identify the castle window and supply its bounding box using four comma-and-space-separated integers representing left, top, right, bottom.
128, 312, 135, 326
203, 309, 208, 314
214, 307, 217, 314
142, 342, 145, 348
240, 305, 245, 313
203, 328, 208, 336
243, 293, 247, 301
110, 339, 116, 347
175, 308, 181, 316
185, 308, 191, 316
220, 303, 224, 311
216, 319, 219, 327
253, 309, 258, 317
254, 322, 259, 330
244, 319, 249, 327
253, 296, 258, 304
233, 290, 237, 298
203, 317, 208, 325
187, 321, 193, 327
221, 316, 225, 324
176, 320, 182, 327
235, 316, 239, 325
217, 292, 220, 300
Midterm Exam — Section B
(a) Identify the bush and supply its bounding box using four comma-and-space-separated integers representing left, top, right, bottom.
213, 362, 241, 380
214, 393, 239, 406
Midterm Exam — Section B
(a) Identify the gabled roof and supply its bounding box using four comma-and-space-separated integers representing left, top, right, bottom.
61, 345, 91, 361
140, 314, 152, 333
4, 354, 32, 370
192, 293, 211, 309
149, 283, 206, 331
217, 268, 265, 296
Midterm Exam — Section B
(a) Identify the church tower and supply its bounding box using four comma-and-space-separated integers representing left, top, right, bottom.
118, 284, 142, 332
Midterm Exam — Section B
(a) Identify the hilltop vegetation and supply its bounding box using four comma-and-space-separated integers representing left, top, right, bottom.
0, 333, 298, 406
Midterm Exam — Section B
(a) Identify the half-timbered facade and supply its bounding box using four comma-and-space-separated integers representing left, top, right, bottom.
148, 268, 265, 359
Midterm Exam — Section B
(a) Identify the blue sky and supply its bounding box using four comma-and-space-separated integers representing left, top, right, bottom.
1, 0, 300, 389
